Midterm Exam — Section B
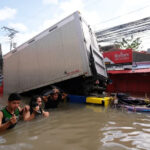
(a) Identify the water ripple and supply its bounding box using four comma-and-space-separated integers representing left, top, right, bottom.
0, 103, 150, 150
101, 120, 150, 150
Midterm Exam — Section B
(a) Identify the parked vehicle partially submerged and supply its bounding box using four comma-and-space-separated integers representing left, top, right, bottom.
117, 93, 147, 105
115, 93, 150, 112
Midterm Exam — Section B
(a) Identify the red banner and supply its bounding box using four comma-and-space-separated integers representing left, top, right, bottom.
103, 49, 132, 64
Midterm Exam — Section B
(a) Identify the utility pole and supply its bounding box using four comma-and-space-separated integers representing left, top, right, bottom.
1, 26, 18, 51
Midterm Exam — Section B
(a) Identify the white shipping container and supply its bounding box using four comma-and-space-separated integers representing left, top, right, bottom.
3, 11, 107, 94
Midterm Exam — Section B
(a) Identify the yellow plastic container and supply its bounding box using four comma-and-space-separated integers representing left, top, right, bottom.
104, 97, 110, 107
86, 97, 112, 107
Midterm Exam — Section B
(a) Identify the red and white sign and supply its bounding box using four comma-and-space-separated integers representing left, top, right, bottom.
103, 49, 132, 64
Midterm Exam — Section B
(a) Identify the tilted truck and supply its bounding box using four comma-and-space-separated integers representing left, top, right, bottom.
3, 11, 107, 95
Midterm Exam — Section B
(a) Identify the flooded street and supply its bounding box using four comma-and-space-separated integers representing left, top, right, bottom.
0, 97, 150, 150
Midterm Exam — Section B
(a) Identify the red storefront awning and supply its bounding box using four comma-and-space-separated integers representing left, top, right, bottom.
108, 68, 150, 74
107, 68, 150, 96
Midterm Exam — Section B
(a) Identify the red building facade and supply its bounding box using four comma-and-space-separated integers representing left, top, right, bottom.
103, 49, 150, 97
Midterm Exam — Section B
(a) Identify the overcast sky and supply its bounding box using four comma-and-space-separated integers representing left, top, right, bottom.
1, 0, 150, 54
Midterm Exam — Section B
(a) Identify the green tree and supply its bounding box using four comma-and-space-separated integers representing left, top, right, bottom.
115, 36, 142, 51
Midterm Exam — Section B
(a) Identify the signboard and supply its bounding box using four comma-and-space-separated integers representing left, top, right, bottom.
103, 49, 132, 64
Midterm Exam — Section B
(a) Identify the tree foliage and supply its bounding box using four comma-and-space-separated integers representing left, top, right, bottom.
115, 36, 142, 51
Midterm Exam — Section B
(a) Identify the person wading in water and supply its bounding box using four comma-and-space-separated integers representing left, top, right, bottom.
0, 93, 28, 131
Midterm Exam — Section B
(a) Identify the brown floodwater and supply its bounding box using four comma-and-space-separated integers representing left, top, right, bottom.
0, 96, 150, 150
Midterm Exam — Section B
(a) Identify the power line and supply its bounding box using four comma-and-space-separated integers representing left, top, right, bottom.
96, 16, 150, 34
95, 16, 150, 43
94, 3, 150, 26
